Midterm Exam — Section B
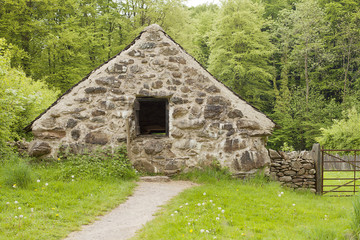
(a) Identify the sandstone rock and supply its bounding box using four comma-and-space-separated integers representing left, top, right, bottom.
33, 130, 66, 140
291, 161, 302, 171
140, 42, 156, 49
204, 105, 225, 119
144, 140, 164, 155
110, 89, 124, 95
172, 72, 182, 78
205, 85, 220, 93
169, 56, 186, 64
100, 101, 115, 110
269, 149, 282, 159
309, 169, 316, 175
85, 87, 107, 94
40, 117, 56, 129
228, 109, 243, 118
95, 76, 121, 88
171, 97, 185, 104
195, 98, 204, 104
180, 86, 190, 93
160, 47, 179, 56
303, 164, 313, 170
71, 130, 80, 140
207, 96, 228, 105
284, 170, 296, 176
279, 176, 292, 182
297, 168, 306, 175
237, 119, 261, 130
146, 32, 161, 41
74, 97, 89, 103
71, 114, 88, 120
133, 160, 155, 173
85, 132, 108, 145
152, 81, 163, 89
172, 107, 188, 118
91, 117, 105, 123
92, 110, 106, 116
171, 128, 184, 138
224, 138, 244, 153
128, 50, 143, 57
173, 119, 205, 129
29, 141, 52, 157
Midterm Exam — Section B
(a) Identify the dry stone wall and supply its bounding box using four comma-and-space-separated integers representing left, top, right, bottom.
28, 24, 276, 175
269, 149, 316, 192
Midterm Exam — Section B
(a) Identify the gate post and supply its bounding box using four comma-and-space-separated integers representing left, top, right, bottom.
312, 143, 322, 195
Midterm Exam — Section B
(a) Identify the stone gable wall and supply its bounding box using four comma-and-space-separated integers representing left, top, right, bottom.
269, 149, 316, 192
28, 25, 275, 175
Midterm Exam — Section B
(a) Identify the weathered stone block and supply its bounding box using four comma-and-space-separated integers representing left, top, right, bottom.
228, 109, 243, 118
205, 85, 220, 93
237, 119, 261, 130
85, 87, 107, 94
160, 47, 179, 56
169, 56, 186, 64
140, 42, 156, 49
279, 176, 292, 182
171, 128, 184, 138
152, 81, 163, 89
100, 101, 115, 110
204, 105, 224, 119
269, 149, 282, 159
92, 109, 106, 116
85, 132, 108, 145
309, 169, 316, 175
207, 96, 228, 105
172, 107, 188, 118
224, 138, 242, 153
133, 160, 155, 173
173, 119, 205, 129
66, 119, 78, 128
29, 141, 51, 157
144, 140, 164, 155
128, 50, 143, 57
95, 76, 121, 88
172, 72, 182, 78
284, 170, 296, 176
33, 130, 66, 140
195, 98, 204, 104
303, 164, 313, 170
71, 130, 80, 140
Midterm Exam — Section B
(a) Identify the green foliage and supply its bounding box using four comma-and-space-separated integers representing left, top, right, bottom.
352, 196, 360, 238
269, 87, 341, 150
57, 146, 137, 180
3, 161, 33, 189
316, 108, 360, 149
207, 0, 275, 112
0, 38, 58, 147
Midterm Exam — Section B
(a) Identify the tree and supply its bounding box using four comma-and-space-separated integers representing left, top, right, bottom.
0, 39, 58, 146
207, 0, 275, 112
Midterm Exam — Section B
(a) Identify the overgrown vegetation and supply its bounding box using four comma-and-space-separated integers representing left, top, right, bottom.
1, 0, 360, 150
0, 149, 137, 240
57, 146, 137, 180
133, 168, 354, 240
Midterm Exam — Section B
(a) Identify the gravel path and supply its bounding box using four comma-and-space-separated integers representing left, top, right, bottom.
64, 180, 196, 240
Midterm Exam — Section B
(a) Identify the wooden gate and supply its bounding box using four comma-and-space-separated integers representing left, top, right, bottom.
321, 148, 360, 196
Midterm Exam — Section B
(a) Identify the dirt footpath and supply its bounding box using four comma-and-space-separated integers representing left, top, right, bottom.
64, 179, 196, 240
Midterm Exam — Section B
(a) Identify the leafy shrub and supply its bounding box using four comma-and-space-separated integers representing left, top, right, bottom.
316, 108, 360, 150
3, 161, 33, 188
57, 146, 137, 180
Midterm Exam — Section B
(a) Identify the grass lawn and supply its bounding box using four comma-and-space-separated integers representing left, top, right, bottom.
0, 150, 137, 240
132, 170, 355, 240
323, 171, 360, 196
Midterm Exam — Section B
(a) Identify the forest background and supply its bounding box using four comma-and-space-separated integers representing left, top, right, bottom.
1, 0, 360, 153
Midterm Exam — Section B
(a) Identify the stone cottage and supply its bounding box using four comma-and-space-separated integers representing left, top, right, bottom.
26, 24, 277, 175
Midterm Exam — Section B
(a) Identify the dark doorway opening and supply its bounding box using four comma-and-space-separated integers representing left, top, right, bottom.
134, 98, 168, 136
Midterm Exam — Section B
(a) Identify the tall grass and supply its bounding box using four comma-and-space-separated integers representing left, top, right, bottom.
353, 196, 360, 238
